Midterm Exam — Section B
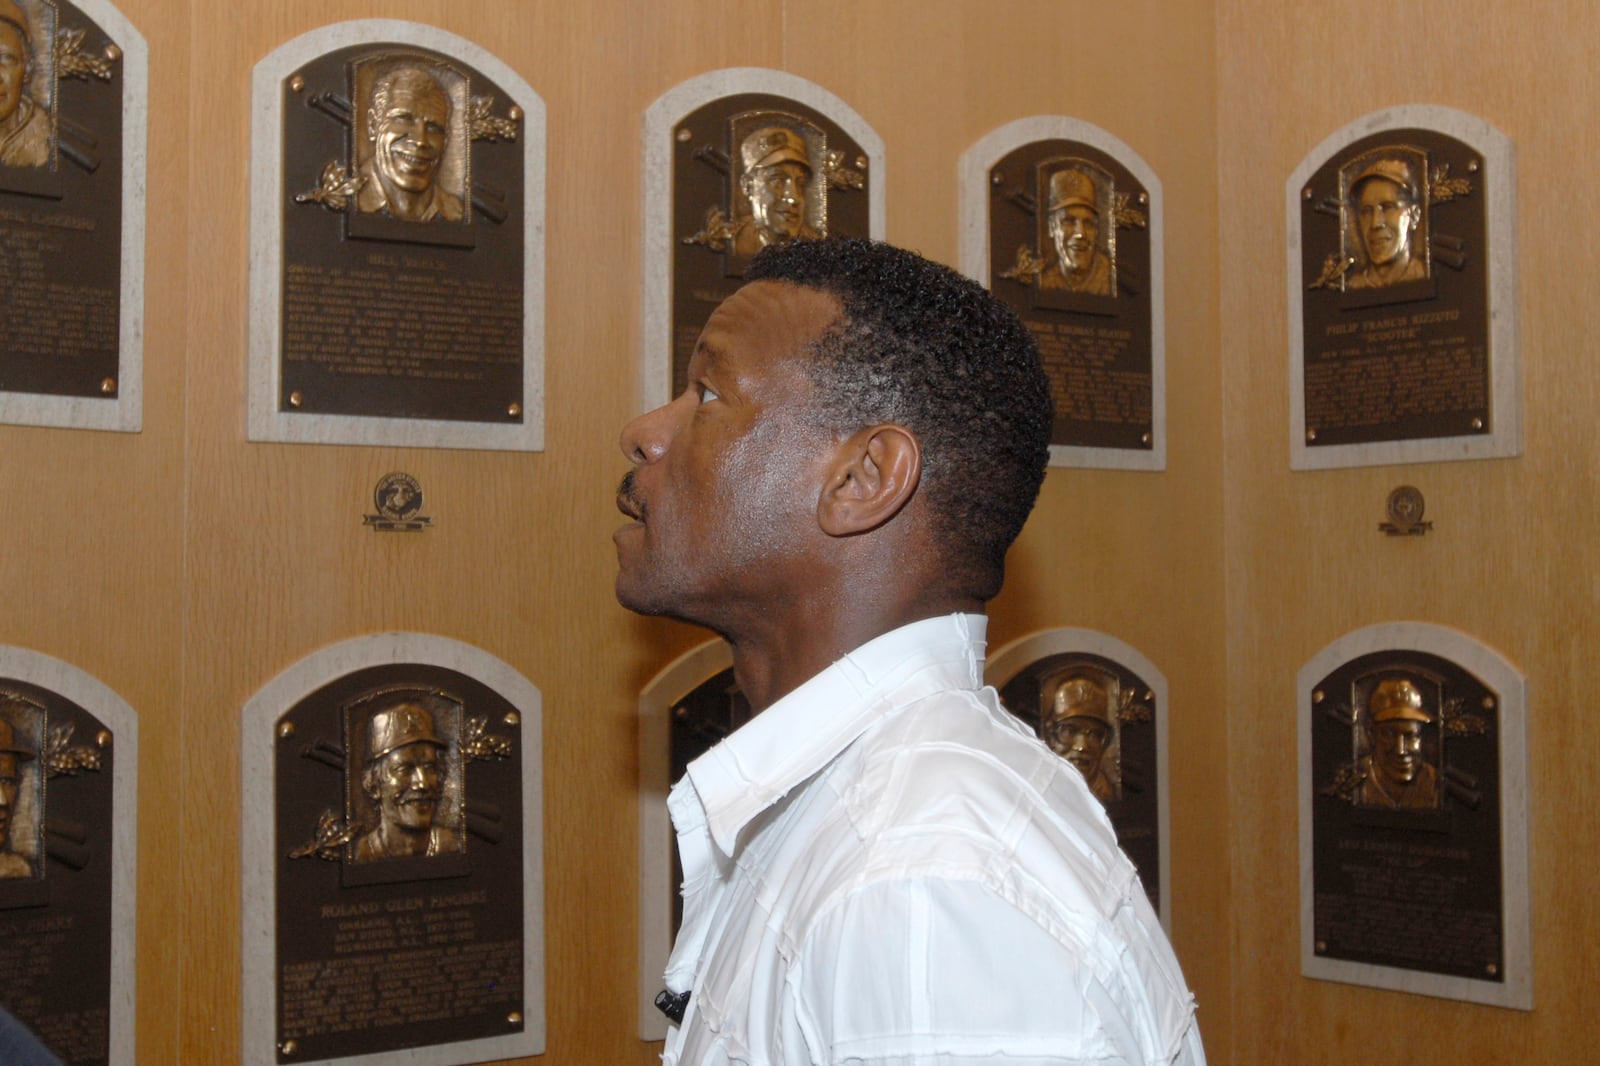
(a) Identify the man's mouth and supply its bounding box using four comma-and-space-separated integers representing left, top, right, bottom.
616, 472, 646, 523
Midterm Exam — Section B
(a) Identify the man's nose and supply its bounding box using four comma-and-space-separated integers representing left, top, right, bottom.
620, 397, 684, 465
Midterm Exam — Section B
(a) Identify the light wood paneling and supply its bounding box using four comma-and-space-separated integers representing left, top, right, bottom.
7, 0, 1242, 1062
1218, 0, 1593, 1060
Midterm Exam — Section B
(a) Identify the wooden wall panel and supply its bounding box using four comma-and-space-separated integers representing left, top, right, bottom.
10, 0, 1232, 1063
0, 0, 186, 1060
1218, 0, 1592, 1061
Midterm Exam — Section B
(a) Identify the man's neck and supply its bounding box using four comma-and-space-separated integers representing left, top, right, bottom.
723, 595, 983, 713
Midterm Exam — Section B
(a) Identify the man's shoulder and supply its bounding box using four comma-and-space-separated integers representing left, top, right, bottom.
822, 691, 1128, 905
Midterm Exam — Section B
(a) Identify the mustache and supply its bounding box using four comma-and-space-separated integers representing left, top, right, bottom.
617, 471, 647, 521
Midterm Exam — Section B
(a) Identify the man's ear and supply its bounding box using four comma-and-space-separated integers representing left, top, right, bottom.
817, 424, 921, 536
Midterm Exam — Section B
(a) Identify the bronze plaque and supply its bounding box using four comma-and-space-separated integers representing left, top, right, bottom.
277, 45, 525, 423
1308, 651, 1506, 984
1298, 129, 1490, 448
661, 666, 748, 936
0, 0, 125, 401
0, 682, 115, 1065
988, 140, 1154, 453
274, 664, 526, 1062
670, 93, 871, 397
998, 653, 1163, 914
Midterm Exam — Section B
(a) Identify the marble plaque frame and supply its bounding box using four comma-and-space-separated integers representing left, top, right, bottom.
640, 68, 884, 414
241, 633, 545, 1065
986, 627, 1172, 931
1298, 622, 1531, 1008
0, 645, 138, 1064
636, 638, 731, 1041
0, 0, 146, 432
248, 21, 546, 451
1287, 106, 1518, 470
960, 117, 1166, 471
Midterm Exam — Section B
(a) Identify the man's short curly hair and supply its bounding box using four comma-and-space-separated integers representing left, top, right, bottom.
746, 237, 1052, 600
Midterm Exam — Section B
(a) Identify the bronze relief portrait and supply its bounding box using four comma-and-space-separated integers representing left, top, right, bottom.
343, 687, 466, 864
0, 693, 43, 881
1337, 148, 1430, 293
1037, 162, 1116, 297
681, 109, 858, 268
350, 55, 470, 226
0, 0, 55, 170
1038, 667, 1122, 804
1350, 676, 1439, 810
1319, 669, 1488, 813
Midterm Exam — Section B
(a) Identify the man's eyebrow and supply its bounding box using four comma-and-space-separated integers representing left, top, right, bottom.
692, 338, 729, 372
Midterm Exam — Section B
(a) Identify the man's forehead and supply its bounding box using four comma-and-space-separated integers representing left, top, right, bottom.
697, 281, 840, 361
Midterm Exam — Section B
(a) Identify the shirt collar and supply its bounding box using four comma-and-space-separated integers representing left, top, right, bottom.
683, 613, 988, 857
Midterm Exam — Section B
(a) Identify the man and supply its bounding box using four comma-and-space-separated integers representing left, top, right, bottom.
0, 0, 51, 168
0, 710, 35, 879
1356, 678, 1439, 810
1041, 672, 1117, 804
730, 126, 820, 257
356, 66, 465, 223
1041, 168, 1113, 296
616, 238, 1203, 1064
1346, 159, 1427, 290
354, 702, 462, 862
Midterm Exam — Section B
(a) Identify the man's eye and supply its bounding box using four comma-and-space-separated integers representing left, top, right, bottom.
697, 383, 720, 403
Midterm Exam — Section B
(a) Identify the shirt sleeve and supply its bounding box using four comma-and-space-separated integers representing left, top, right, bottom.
782, 876, 1203, 1066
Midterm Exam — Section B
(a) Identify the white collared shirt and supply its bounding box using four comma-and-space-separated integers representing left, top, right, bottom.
662, 614, 1204, 1066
